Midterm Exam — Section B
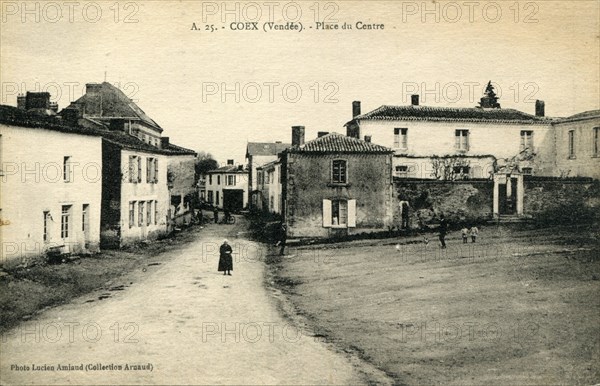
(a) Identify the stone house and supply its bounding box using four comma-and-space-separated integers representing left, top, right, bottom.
279, 127, 395, 238
553, 110, 600, 180
255, 159, 283, 214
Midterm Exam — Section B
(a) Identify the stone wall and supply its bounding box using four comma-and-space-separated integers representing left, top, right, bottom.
523, 177, 600, 222
394, 179, 493, 229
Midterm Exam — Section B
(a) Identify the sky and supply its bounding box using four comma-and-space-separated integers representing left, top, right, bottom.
1, 0, 599, 164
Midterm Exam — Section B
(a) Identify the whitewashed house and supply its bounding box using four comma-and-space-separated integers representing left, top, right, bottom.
205, 160, 249, 212
0, 104, 102, 264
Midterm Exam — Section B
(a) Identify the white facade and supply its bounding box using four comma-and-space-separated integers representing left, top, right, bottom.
357, 119, 555, 178
0, 124, 102, 264
119, 149, 169, 244
205, 169, 249, 210
553, 115, 600, 179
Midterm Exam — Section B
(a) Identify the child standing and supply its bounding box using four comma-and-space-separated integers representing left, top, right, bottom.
461, 227, 469, 243
470, 226, 479, 243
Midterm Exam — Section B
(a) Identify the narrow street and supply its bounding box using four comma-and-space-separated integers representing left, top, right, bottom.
0, 220, 361, 385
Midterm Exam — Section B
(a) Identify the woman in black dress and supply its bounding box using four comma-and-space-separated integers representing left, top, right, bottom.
218, 239, 233, 275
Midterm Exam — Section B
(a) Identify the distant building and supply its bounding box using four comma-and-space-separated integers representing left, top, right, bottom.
278, 127, 395, 238
245, 141, 290, 209
0, 105, 102, 263
346, 94, 555, 180
553, 110, 600, 180
255, 160, 282, 214
205, 160, 249, 212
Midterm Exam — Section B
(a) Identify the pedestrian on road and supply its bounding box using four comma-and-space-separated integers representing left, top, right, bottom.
439, 214, 448, 249
218, 239, 233, 275
213, 207, 219, 224
278, 222, 287, 256
470, 226, 479, 243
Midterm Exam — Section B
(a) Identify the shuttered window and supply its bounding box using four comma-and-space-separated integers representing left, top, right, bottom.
323, 199, 356, 228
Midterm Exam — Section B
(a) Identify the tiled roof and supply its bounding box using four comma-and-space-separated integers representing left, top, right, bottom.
555, 109, 600, 124
162, 142, 197, 156
0, 105, 195, 156
246, 142, 291, 157
64, 82, 163, 132
285, 132, 393, 154
207, 165, 248, 174
350, 105, 553, 125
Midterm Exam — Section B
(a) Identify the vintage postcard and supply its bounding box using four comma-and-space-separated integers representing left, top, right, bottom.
1, 1, 599, 385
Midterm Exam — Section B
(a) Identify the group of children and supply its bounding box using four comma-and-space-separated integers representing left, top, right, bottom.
461, 226, 479, 243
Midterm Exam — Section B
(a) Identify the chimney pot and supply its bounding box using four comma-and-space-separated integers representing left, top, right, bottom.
364, 135, 372, 143
411, 94, 419, 106
535, 100, 545, 117
161, 137, 170, 148
227, 159, 234, 165
352, 101, 361, 118
292, 126, 305, 147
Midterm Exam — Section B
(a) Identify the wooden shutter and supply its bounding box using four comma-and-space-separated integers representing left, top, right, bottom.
322, 199, 332, 227
347, 199, 357, 227
137, 157, 142, 183
154, 159, 159, 183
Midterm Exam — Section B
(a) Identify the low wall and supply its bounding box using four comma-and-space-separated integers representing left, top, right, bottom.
394, 179, 493, 229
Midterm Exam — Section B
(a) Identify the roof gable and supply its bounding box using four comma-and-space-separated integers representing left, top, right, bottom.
246, 142, 291, 157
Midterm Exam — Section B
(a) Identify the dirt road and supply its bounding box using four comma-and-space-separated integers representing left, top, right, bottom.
0, 222, 364, 385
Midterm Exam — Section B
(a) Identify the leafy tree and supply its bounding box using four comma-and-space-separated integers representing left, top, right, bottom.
194, 151, 218, 182
479, 81, 501, 108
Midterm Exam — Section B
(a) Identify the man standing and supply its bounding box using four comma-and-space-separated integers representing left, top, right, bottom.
439, 214, 448, 249
213, 207, 219, 224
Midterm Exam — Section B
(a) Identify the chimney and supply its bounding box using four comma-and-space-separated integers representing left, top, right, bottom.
49, 102, 59, 113
535, 100, 545, 117
161, 137, 170, 148
86, 83, 102, 95
352, 101, 361, 118
364, 135, 372, 143
25, 92, 51, 110
411, 94, 419, 106
292, 126, 305, 147
317, 131, 329, 138
227, 159, 234, 165
17, 94, 26, 110
237, 165, 243, 171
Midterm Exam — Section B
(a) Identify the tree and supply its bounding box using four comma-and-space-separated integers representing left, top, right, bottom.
194, 151, 218, 182
479, 81, 501, 108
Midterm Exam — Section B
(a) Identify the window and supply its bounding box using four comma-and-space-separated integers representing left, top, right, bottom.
207, 191, 213, 203
216, 191, 220, 206
322, 199, 357, 228
521, 167, 533, 175
146, 158, 158, 183
256, 171, 263, 186
138, 201, 145, 226
217, 175, 221, 185
568, 130, 575, 158
455, 130, 469, 151
146, 201, 152, 226
129, 202, 135, 228
594, 127, 599, 157
43, 211, 50, 243
269, 196, 274, 211
394, 128, 408, 148
520, 130, 534, 151
129, 156, 142, 183
332, 160, 347, 184
453, 166, 470, 177
209, 175, 213, 185
227, 175, 236, 186
61, 205, 71, 239
63, 156, 72, 182
395, 165, 409, 177
82, 204, 89, 232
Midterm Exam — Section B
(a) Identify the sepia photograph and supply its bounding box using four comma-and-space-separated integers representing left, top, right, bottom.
0, 1, 599, 384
